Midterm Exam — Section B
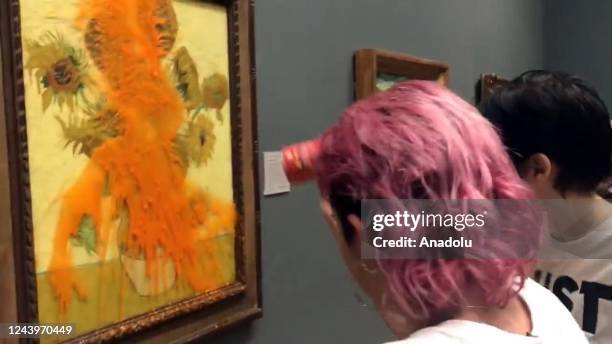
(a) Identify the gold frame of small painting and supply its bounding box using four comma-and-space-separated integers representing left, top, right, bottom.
354, 48, 450, 99
475, 73, 511, 105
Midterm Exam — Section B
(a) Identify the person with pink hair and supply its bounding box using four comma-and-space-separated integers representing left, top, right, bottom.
314, 81, 586, 343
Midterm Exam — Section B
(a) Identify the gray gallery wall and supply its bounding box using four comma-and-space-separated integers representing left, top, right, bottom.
214, 0, 545, 343
544, 0, 612, 113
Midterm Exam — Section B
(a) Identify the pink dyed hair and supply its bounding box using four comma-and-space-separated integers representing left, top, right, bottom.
316, 81, 540, 320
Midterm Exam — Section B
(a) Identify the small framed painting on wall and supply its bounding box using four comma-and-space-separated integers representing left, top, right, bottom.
354, 48, 449, 99
475, 73, 511, 105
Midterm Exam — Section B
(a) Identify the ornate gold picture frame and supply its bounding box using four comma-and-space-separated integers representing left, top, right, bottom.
0, 0, 261, 342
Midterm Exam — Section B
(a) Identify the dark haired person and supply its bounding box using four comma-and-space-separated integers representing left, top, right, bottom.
480, 70, 612, 343
315, 80, 586, 343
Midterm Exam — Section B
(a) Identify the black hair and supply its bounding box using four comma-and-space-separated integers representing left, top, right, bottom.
327, 174, 362, 244
474, 78, 483, 105
480, 70, 612, 194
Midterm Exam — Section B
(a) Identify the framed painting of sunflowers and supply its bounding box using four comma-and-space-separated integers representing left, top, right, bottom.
0, 0, 261, 342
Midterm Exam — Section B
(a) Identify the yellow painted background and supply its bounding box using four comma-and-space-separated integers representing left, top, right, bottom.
19, 0, 236, 339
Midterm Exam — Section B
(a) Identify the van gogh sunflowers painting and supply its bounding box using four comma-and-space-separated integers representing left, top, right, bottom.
17, 0, 246, 340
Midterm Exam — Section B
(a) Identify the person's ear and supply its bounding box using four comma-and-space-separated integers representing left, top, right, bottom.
320, 199, 363, 250
320, 198, 350, 246
522, 153, 553, 181
320, 199, 340, 232
347, 214, 363, 245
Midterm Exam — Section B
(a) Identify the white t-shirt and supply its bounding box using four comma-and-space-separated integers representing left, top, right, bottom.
385, 279, 587, 344
535, 217, 612, 344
